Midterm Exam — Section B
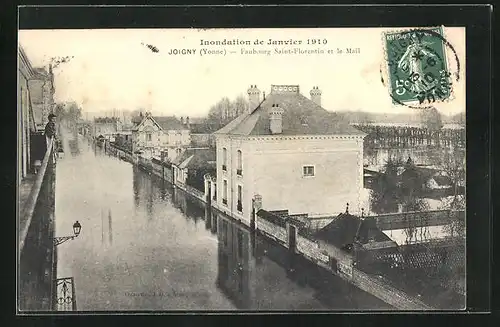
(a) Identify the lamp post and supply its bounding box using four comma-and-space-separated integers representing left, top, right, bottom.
53, 221, 82, 246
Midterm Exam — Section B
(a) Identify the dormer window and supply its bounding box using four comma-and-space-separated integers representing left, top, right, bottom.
303, 165, 315, 177
300, 116, 309, 127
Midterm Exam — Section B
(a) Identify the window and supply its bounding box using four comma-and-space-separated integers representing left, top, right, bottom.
222, 147, 227, 171
213, 183, 217, 200
237, 150, 242, 175
237, 185, 242, 212
303, 165, 315, 177
176, 148, 182, 156
222, 180, 228, 205
146, 133, 152, 142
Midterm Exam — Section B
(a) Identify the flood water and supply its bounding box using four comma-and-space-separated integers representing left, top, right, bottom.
55, 131, 393, 311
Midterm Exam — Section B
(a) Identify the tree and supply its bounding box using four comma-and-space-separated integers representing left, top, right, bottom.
428, 134, 466, 238
420, 107, 443, 131
54, 101, 82, 134
401, 196, 431, 244
233, 95, 249, 116
370, 158, 402, 213
206, 94, 250, 127
50, 56, 74, 70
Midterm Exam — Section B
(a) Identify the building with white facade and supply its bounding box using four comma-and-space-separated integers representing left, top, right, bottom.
211, 84, 366, 227
131, 113, 191, 161
29, 66, 55, 131
93, 117, 122, 141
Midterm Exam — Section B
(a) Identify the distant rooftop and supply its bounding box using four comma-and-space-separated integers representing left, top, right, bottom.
172, 147, 216, 170
152, 116, 185, 131
215, 85, 365, 136
95, 117, 120, 123
314, 213, 392, 250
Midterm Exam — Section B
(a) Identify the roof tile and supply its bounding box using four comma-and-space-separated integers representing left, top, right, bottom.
215, 91, 365, 136
152, 116, 186, 131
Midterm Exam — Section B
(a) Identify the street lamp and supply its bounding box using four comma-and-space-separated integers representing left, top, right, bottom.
54, 221, 82, 246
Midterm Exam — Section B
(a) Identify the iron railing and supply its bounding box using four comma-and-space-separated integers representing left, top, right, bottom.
53, 277, 77, 311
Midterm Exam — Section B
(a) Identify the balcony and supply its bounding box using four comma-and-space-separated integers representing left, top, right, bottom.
18, 137, 56, 311
237, 201, 243, 213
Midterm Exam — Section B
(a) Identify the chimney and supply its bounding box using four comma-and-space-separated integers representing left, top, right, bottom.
186, 116, 190, 126
180, 116, 184, 125
269, 104, 284, 134
253, 194, 263, 212
310, 86, 322, 107
247, 85, 261, 113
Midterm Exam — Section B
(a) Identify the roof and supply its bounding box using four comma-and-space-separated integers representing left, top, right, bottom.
132, 115, 186, 132
186, 148, 216, 170
121, 124, 135, 131
314, 213, 392, 249
179, 155, 194, 169
95, 117, 119, 123
131, 115, 143, 125
432, 175, 452, 186
152, 116, 186, 131
256, 209, 287, 228
171, 148, 216, 169
184, 117, 206, 124
373, 242, 465, 271
214, 86, 366, 136
400, 166, 438, 181
32, 67, 52, 80
18, 46, 36, 78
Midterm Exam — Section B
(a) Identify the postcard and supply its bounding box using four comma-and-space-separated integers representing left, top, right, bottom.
18, 26, 466, 312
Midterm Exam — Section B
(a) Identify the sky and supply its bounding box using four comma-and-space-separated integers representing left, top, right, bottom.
19, 27, 465, 118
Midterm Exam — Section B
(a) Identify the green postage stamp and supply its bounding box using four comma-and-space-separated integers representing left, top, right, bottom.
384, 27, 454, 107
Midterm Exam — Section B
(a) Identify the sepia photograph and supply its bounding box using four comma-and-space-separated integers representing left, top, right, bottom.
18, 24, 466, 312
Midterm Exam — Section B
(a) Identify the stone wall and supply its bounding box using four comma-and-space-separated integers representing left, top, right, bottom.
107, 143, 134, 164
151, 160, 163, 179
256, 218, 287, 246
296, 235, 329, 264
351, 268, 432, 310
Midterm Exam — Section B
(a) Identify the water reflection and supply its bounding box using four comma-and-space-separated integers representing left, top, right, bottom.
59, 136, 394, 310
211, 212, 394, 310
166, 176, 394, 310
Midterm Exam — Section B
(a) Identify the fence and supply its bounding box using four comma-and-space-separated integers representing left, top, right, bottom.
375, 210, 463, 230
256, 216, 288, 246
296, 235, 330, 265
353, 124, 465, 149
19, 138, 56, 311
184, 183, 205, 202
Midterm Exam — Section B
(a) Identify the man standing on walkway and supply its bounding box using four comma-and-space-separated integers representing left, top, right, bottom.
44, 113, 57, 161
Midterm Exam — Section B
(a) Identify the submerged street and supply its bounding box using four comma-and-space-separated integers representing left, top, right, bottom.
54, 130, 392, 311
